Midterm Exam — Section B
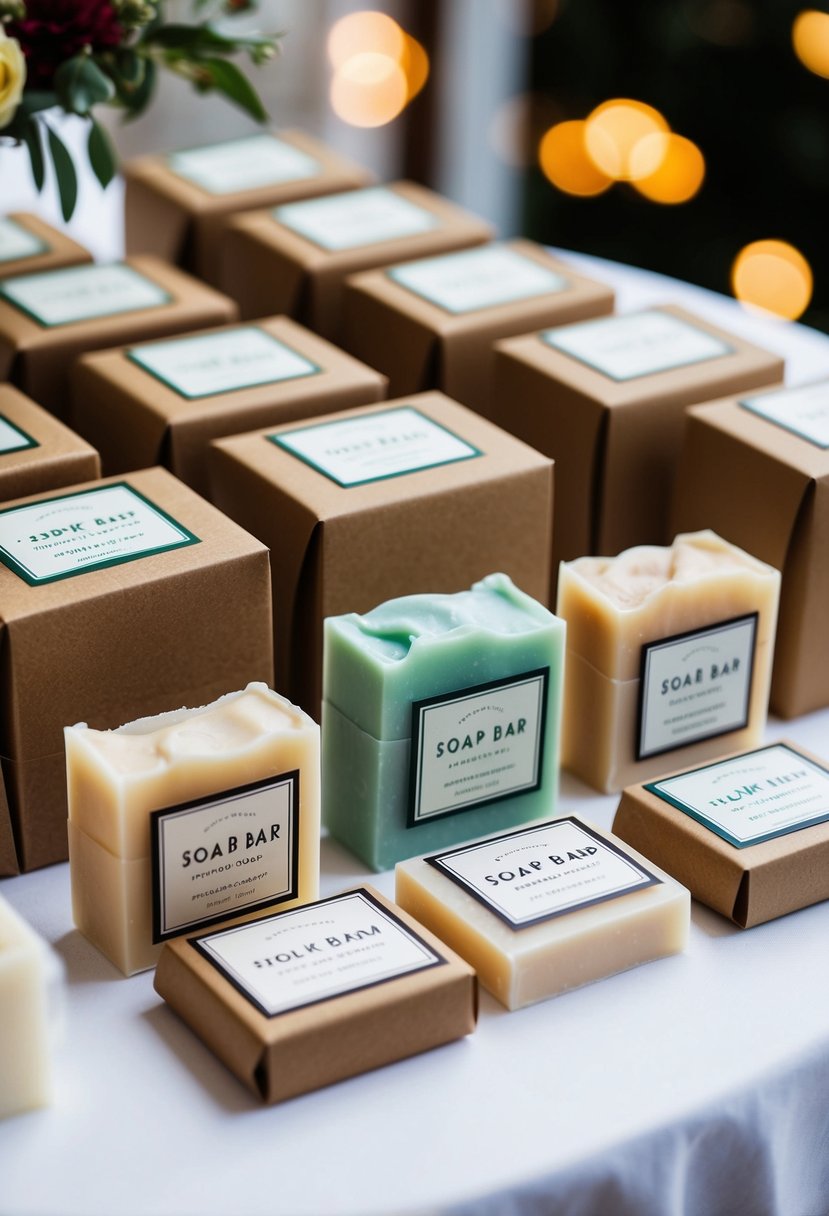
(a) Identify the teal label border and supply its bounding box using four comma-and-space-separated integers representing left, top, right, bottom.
739, 383, 829, 450
0, 413, 39, 455
645, 742, 829, 849
0, 265, 171, 329
267, 406, 483, 488
0, 481, 200, 586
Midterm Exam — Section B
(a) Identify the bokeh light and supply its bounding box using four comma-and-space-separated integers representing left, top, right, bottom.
400, 34, 429, 102
792, 10, 829, 79
327, 11, 429, 128
538, 120, 613, 197
328, 11, 404, 67
630, 133, 706, 203
731, 240, 813, 320
584, 99, 669, 180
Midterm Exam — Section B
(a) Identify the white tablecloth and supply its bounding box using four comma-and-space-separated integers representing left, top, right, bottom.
2, 244, 829, 1216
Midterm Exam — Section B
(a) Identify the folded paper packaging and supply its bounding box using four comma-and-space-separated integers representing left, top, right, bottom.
0, 385, 100, 503
0, 213, 92, 280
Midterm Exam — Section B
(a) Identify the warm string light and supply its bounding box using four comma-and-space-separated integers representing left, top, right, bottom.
792, 9, 829, 79
731, 240, 813, 320
327, 11, 429, 128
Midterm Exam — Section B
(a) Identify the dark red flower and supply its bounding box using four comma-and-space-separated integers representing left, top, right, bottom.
8, 1, 124, 88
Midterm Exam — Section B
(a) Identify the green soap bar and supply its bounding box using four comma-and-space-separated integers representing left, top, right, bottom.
322, 573, 566, 871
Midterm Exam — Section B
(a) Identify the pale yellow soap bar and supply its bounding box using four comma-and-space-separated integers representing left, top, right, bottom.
66, 683, 320, 976
557, 531, 781, 793
395, 816, 689, 1010
0, 894, 61, 1119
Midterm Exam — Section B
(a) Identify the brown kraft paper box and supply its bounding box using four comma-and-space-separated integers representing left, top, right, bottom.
0, 385, 100, 502
209, 392, 554, 716
0, 213, 92, 279
613, 740, 829, 928
218, 181, 493, 338
124, 129, 374, 286
672, 381, 829, 718
154, 885, 477, 1104
342, 239, 614, 415
0, 256, 237, 419
70, 316, 388, 498
0, 466, 273, 875
491, 305, 784, 586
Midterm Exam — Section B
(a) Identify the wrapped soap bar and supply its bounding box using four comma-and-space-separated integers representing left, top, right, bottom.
396, 816, 689, 1010
66, 683, 320, 976
323, 573, 565, 871
557, 530, 781, 794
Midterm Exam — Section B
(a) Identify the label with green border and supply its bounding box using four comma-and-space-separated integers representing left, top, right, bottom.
127, 326, 320, 399
0, 414, 39, 455
0, 217, 47, 264
0, 264, 170, 328
274, 186, 438, 252
168, 134, 320, 195
268, 406, 481, 487
740, 380, 829, 449
0, 482, 199, 585
388, 245, 568, 315
645, 743, 829, 848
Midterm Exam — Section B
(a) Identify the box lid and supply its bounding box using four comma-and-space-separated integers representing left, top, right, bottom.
0, 213, 92, 280
0, 385, 98, 494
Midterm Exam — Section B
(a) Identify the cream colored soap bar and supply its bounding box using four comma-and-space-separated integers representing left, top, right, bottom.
0, 894, 61, 1119
557, 531, 780, 794
396, 817, 689, 1010
66, 683, 319, 976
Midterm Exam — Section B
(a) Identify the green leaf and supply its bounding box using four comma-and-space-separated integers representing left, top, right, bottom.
23, 117, 45, 192
20, 90, 59, 116
196, 57, 267, 121
120, 57, 157, 121
88, 118, 117, 189
45, 124, 79, 221
54, 55, 116, 116
113, 49, 146, 88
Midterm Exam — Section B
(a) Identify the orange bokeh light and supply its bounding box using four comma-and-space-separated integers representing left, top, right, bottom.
731, 240, 813, 321
630, 133, 706, 204
328, 11, 404, 68
329, 51, 408, 128
584, 99, 669, 180
792, 9, 829, 79
538, 120, 613, 196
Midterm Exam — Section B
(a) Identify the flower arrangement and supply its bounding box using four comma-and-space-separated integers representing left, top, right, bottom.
0, 1, 280, 219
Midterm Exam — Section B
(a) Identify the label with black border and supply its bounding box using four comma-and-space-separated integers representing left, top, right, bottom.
542, 309, 733, 381
167, 134, 320, 195
0, 482, 199, 585
388, 245, 568, 314
151, 771, 300, 943
127, 326, 320, 399
645, 743, 829, 849
274, 186, 438, 251
426, 817, 660, 929
0, 216, 47, 263
0, 414, 38, 455
189, 888, 445, 1017
740, 380, 829, 450
408, 668, 548, 827
269, 405, 481, 487
0, 263, 170, 328
637, 614, 757, 761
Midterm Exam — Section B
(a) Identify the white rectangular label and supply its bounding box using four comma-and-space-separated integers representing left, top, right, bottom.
388, 246, 567, 314
638, 615, 757, 760
270, 406, 480, 487
192, 890, 443, 1017
274, 187, 438, 251
0, 482, 198, 585
740, 380, 829, 449
152, 772, 299, 941
168, 134, 320, 194
543, 309, 732, 381
0, 414, 37, 454
428, 817, 659, 929
128, 326, 319, 399
646, 743, 829, 848
410, 669, 547, 826
0, 264, 170, 327
0, 217, 46, 263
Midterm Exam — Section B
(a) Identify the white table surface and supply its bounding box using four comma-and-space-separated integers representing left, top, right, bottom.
2, 232, 829, 1216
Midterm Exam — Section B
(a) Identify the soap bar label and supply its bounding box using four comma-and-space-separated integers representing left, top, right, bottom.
0, 263, 170, 327
151, 771, 301, 943
270, 406, 480, 487
191, 889, 444, 1016
0, 217, 47, 263
740, 380, 829, 449
168, 134, 320, 194
637, 614, 757, 761
646, 743, 829, 848
388, 246, 568, 314
274, 186, 438, 251
0, 482, 199, 585
428, 817, 659, 929
409, 668, 548, 827
0, 414, 38, 455
128, 326, 319, 399
542, 309, 732, 381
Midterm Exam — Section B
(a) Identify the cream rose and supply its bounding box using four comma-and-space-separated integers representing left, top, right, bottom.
0, 31, 26, 130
